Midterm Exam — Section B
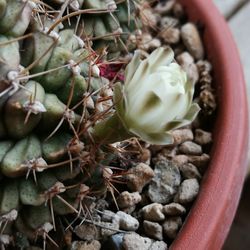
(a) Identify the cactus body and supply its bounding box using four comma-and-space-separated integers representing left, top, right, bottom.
0, 0, 143, 246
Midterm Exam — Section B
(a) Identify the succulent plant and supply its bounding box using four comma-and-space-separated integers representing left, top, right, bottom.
0, 0, 199, 248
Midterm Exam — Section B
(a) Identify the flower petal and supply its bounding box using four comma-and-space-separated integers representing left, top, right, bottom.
183, 103, 201, 121
164, 103, 201, 131
130, 127, 174, 145
125, 47, 174, 94
124, 50, 142, 89
146, 47, 174, 73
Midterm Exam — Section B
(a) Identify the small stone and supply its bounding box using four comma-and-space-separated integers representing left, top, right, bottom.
101, 221, 120, 238
177, 51, 194, 64
126, 163, 155, 193
138, 33, 161, 51
74, 224, 100, 241
196, 60, 212, 73
194, 129, 212, 145
172, 154, 189, 165
122, 205, 137, 215
148, 38, 162, 50
178, 163, 201, 179
95, 199, 109, 211
160, 27, 180, 44
143, 220, 163, 241
103, 233, 124, 250
71, 240, 101, 250
181, 23, 204, 60
188, 153, 210, 172
175, 179, 199, 204
176, 52, 199, 84
162, 217, 182, 239
160, 17, 179, 28
199, 88, 217, 114
117, 191, 142, 209
122, 232, 152, 250
163, 203, 186, 216
155, 0, 175, 14
153, 147, 177, 163
102, 210, 116, 222
179, 141, 202, 155
115, 211, 139, 231
199, 71, 213, 85
148, 160, 181, 203
171, 128, 194, 145
140, 148, 151, 165
142, 203, 165, 222
149, 241, 168, 250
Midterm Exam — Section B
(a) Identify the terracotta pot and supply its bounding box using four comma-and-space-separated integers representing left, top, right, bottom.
171, 1, 249, 249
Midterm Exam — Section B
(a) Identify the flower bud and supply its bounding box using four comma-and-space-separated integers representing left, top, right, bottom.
114, 47, 200, 145
93, 47, 200, 145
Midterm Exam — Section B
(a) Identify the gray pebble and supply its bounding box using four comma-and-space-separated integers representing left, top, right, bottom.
178, 163, 201, 179
142, 203, 165, 222
179, 141, 202, 155
117, 191, 142, 209
162, 217, 182, 239
101, 221, 120, 238
194, 129, 212, 145
181, 23, 204, 60
115, 211, 139, 231
122, 233, 152, 250
148, 160, 181, 204
143, 220, 163, 241
175, 179, 199, 204
71, 240, 101, 250
103, 233, 124, 250
163, 203, 186, 216
149, 241, 168, 250
102, 210, 116, 222
95, 199, 109, 211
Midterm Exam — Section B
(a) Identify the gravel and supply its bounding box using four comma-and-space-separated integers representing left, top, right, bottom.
148, 160, 181, 203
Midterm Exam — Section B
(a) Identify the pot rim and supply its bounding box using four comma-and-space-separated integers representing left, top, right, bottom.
171, 1, 249, 249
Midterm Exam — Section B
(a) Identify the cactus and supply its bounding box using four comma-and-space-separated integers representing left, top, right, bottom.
0, 0, 199, 248
0, 0, 140, 246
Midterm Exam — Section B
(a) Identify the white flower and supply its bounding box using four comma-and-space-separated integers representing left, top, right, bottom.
114, 47, 200, 145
